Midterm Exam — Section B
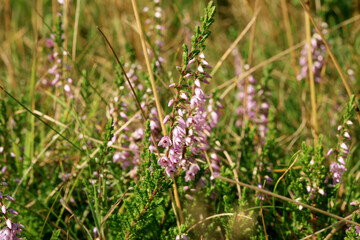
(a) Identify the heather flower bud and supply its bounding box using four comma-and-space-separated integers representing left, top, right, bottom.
163, 115, 170, 124
6, 219, 11, 229
1, 205, 6, 214
197, 65, 204, 73
340, 143, 348, 151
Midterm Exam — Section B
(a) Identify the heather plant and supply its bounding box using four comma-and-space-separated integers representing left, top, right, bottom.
1, 0, 360, 239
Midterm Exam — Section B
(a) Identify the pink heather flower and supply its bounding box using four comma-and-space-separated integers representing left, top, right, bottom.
295, 198, 303, 210
344, 132, 351, 139
168, 99, 174, 107
149, 145, 156, 153
163, 115, 170, 124
158, 156, 170, 167
195, 88, 205, 98
318, 189, 325, 195
338, 156, 345, 165
1, 205, 6, 214
330, 162, 347, 185
154, 11, 161, 18
169, 83, 175, 88
185, 164, 200, 182
346, 120, 353, 126
197, 65, 204, 73
165, 166, 176, 177
5, 195, 14, 202
327, 148, 333, 156
8, 209, 18, 216
6, 219, 12, 229
194, 79, 201, 87
0, 228, 11, 239
45, 38, 54, 48
180, 92, 188, 100
340, 143, 348, 151
64, 84, 71, 92
158, 136, 172, 148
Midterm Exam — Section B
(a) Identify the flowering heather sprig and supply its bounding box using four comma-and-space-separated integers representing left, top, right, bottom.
326, 96, 355, 186
0, 182, 24, 240
289, 138, 331, 216
297, 22, 328, 82
345, 203, 360, 239
327, 120, 354, 186
157, 2, 217, 180
108, 60, 162, 176
41, 2, 74, 98
232, 49, 270, 144
142, 0, 166, 72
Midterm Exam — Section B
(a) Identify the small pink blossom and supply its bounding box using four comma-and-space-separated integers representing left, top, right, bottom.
158, 136, 172, 148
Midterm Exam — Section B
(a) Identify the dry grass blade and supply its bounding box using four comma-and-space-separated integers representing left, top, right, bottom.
211, 9, 260, 76
186, 213, 252, 233
273, 150, 300, 191
101, 188, 131, 229
39, 184, 64, 239
215, 41, 305, 93
215, 175, 360, 227
60, 199, 94, 240
130, 0, 167, 136
304, 1, 318, 144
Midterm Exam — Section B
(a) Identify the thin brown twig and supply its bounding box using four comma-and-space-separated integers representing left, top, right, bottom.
216, 41, 306, 93
215, 175, 360, 227
96, 26, 160, 156
211, 9, 260, 77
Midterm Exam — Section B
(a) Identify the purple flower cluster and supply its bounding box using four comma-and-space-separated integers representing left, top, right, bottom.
108, 63, 162, 177
143, 0, 166, 72
157, 52, 220, 180
327, 120, 353, 186
41, 3, 74, 98
297, 22, 328, 82
232, 49, 269, 144
346, 201, 360, 238
0, 182, 24, 240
